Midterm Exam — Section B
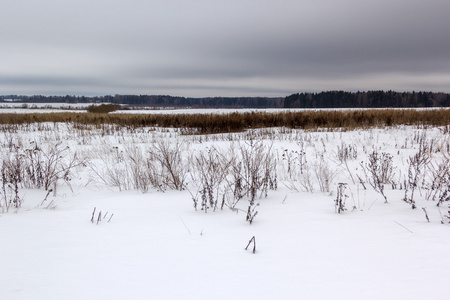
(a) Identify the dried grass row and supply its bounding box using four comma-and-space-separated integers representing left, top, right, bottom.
0, 109, 449, 134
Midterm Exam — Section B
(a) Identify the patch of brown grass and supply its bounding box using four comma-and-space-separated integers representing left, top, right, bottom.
0, 109, 449, 134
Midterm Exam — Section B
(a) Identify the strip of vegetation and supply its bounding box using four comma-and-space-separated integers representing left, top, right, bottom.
86, 104, 121, 113
0, 109, 449, 134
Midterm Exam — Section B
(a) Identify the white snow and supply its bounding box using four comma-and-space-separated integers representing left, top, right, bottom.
0, 122, 449, 300
0, 103, 447, 115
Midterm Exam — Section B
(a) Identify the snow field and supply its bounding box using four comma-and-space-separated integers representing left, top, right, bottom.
0, 123, 449, 299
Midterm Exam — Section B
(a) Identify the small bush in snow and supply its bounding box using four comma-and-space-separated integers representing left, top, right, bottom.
335, 183, 348, 213
190, 147, 230, 212
361, 150, 394, 203
1, 141, 86, 212
337, 142, 358, 163
234, 140, 277, 224
1, 148, 23, 212
403, 143, 430, 209
426, 159, 450, 206
314, 154, 337, 193
148, 140, 187, 191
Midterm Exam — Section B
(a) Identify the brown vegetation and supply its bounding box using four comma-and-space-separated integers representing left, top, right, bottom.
0, 109, 449, 134
86, 104, 121, 113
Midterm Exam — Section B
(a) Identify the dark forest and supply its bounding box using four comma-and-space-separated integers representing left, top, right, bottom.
2, 91, 449, 108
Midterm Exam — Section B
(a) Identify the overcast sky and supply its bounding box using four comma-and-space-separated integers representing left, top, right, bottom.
1, 0, 449, 97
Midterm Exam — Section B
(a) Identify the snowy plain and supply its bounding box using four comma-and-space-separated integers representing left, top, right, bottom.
0, 111, 449, 300
0, 102, 447, 115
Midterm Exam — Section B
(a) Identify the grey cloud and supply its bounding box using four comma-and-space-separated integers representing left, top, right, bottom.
1, 0, 450, 96
0, 75, 105, 87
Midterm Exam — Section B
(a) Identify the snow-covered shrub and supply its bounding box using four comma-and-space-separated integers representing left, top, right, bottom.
426, 159, 450, 206
337, 142, 358, 163
32, 142, 86, 191
403, 143, 430, 209
189, 146, 230, 212
90, 142, 184, 193
281, 143, 306, 179
227, 140, 277, 224
280, 143, 314, 193
147, 140, 187, 191
1, 147, 23, 212
126, 145, 154, 193
335, 183, 348, 213
0, 140, 86, 212
91, 149, 131, 191
314, 154, 337, 193
186, 139, 276, 224
361, 150, 394, 203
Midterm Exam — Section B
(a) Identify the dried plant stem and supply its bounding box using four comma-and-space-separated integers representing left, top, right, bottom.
245, 236, 256, 254
91, 207, 96, 223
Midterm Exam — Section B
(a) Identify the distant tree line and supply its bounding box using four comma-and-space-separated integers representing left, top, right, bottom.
1, 91, 449, 108
0, 94, 283, 108
284, 91, 450, 108
108, 95, 284, 108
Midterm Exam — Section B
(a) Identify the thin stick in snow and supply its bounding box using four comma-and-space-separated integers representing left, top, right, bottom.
422, 207, 430, 223
91, 207, 96, 223
245, 236, 256, 254
40, 189, 53, 206
179, 216, 191, 235
368, 200, 377, 210
393, 221, 414, 233
97, 211, 102, 225
108, 213, 114, 223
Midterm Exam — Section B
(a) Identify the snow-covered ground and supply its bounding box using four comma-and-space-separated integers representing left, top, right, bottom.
0, 102, 447, 115
0, 102, 95, 109
0, 102, 95, 113
0, 123, 449, 299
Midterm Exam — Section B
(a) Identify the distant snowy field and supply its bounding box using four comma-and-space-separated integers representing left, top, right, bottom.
0, 121, 449, 299
0, 102, 447, 115
0, 103, 93, 114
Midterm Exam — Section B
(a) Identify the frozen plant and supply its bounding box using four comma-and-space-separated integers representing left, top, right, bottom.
314, 154, 337, 193
403, 144, 430, 209
147, 140, 187, 191
337, 142, 358, 163
228, 140, 277, 224
1, 149, 23, 212
361, 150, 394, 203
335, 183, 348, 213
191, 147, 230, 212
281, 143, 306, 179
438, 203, 450, 224
422, 207, 430, 222
126, 145, 154, 193
26, 141, 86, 191
245, 236, 257, 254
44, 144, 86, 192
426, 159, 450, 206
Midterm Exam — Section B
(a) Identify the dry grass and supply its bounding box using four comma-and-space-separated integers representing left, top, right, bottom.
0, 109, 449, 134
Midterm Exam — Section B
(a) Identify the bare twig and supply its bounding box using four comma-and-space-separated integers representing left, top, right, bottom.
108, 213, 114, 222
393, 221, 414, 233
179, 216, 191, 235
91, 207, 96, 223
245, 236, 256, 254
40, 189, 53, 206
422, 207, 430, 222
97, 211, 102, 225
